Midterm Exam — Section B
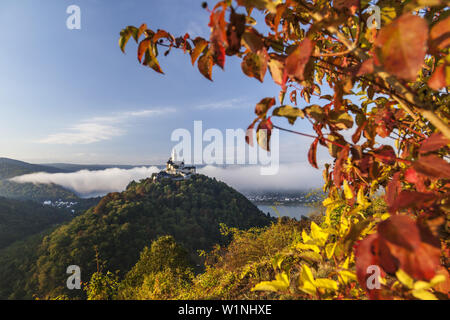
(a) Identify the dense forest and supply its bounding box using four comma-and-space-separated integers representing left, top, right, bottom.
0, 197, 72, 249
0, 174, 274, 299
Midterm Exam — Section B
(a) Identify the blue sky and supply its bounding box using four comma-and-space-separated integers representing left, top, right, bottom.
0, 0, 327, 166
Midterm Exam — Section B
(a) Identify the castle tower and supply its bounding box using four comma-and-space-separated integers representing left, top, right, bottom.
171, 148, 177, 162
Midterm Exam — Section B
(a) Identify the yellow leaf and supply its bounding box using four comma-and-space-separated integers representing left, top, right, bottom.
413, 281, 431, 291
310, 222, 328, 246
325, 242, 337, 259
251, 272, 290, 292
381, 213, 390, 220
356, 187, 370, 208
315, 278, 338, 291
302, 230, 312, 243
300, 264, 315, 284
396, 269, 414, 289
343, 181, 354, 199
430, 274, 446, 286
298, 279, 317, 296
412, 289, 438, 300
296, 243, 320, 253
298, 251, 323, 263
341, 257, 350, 269
339, 270, 357, 284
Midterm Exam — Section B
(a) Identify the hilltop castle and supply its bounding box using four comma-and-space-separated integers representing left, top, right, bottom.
153, 150, 196, 181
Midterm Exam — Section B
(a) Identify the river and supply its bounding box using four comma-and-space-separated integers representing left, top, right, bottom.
256, 203, 322, 220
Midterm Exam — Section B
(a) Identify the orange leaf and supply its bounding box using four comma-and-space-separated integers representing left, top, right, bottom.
198, 53, 213, 81
285, 38, 313, 81
191, 38, 208, 66
138, 39, 151, 63
430, 16, 450, 51
308, 138, 319, 169
375, 13, 428, 81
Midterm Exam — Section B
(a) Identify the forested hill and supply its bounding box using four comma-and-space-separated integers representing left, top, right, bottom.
0, 158, 79, 202
0, 158, 65, 180
19, 174, 273, 299
0, 197, 72, 249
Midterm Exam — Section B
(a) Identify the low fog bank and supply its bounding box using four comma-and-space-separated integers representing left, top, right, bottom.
10, 163, 323, 198
198, 163, 323, 192
10, 167, 160, 198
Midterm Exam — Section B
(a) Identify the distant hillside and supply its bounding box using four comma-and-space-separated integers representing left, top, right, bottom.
0, 196, 72, 250
30, 174, 273, 298
0, 180, 79, 202
0, 158, 80, 202
0, 158, 65, 180
42, 163, 150, 172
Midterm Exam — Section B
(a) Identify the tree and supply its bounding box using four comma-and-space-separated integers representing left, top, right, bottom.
120, 0, 449, 299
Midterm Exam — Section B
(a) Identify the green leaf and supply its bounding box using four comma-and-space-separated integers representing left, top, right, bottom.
119, 28, 132, 53
304, 105, 325, 122
329, 111, 354, 129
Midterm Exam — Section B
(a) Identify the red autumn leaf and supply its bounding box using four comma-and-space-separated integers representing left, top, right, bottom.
373, 145, 396, 165
383, 235, 441, 281
152, 29, 171, 44
393, 191, 436, 213
378, 216, 442, 281
419, 132, 449, 154
284, 38, 313, 82
356, 58, 374, 76
137, 38, 151, 63
428, 63, 447, 90
355, 234, 382, 298
333, 0, 359, 15
333, 145, 349, 187
245, 118, 259, 147
308, 138, 319, 169
413, 154, 450, 179
352, 121, 366, 144
385, 172, 401, 213
375, 108, 395, 138
289, 90, 297, 105
209, 10, 227, 69
429, 15, 450, 51
375, 13, 428, 81
404, 167, 419, 184
226, 11, 246, 56
378, 215, 421, 250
